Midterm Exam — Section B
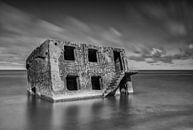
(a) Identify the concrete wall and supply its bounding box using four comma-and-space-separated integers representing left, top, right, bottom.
26, 39, 130, 101
26, 40, 53, 98
47, 40, 126, 95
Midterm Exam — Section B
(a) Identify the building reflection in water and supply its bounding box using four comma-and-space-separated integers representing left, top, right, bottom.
25, 93, 53, 130
25, 94, 134, 130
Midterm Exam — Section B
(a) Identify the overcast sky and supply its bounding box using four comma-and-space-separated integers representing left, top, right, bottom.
0, 0, 193, 70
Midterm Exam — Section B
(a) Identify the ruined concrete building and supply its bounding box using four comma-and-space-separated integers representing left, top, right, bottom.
26, 39, 136, 102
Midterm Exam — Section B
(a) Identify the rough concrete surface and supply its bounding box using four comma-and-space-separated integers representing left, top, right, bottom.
26, 39, 134, 102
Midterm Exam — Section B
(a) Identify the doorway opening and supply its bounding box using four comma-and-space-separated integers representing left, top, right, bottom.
66, 75, 79, 90
113, 51, 123, 71
91, 76, 102, 90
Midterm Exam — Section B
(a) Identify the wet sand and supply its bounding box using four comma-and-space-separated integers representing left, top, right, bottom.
0, 70, 193, 130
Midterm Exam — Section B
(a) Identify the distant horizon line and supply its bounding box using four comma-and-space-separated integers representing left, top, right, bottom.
0, 69, 193, 71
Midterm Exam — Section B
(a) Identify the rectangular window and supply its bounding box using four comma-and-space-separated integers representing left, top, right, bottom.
66, 75, 78, 90
88, 49, 97, 62
91, 76, 101, 90
64, 46, 75, 60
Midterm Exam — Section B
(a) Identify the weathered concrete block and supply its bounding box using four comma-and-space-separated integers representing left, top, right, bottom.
26, 39, 135, 102
126, 81, 134, 93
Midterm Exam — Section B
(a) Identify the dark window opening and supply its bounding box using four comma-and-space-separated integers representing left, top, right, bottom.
31, 87, 36, 94
113, 51, 123, 71
26, 63, 30, 69
66, 75, 78, 90
91, 76, 101, 90
88, 49, 97, 62
64, 46, 75, 60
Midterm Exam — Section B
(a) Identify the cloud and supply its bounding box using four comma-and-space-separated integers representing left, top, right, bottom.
150, 48, 164, 57
109, 27, 122, 37
125, 1, 193, 45
64, 17, 92, 33
145, 58, 154, 63
0, 3, 70, 68
188, 43, 193, 49
129, 47, 172, 64
124, 1, 193, 69
167, 22, 187, 36
129, 43, 193, 67
0, 2, 128, 69
0, 1, 193, 70
100, 29, 121, 44
177, 46, 193, 60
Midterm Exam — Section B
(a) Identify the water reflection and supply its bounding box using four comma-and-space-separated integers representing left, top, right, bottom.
25, 94, 53, 130
24, 94, 134, 130
1, 72, 193, 130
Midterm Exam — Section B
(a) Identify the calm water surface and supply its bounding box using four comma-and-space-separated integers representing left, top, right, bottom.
0, 70, 193, 130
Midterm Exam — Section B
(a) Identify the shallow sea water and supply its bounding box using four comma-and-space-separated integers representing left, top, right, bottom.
0, 70, 193, 130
